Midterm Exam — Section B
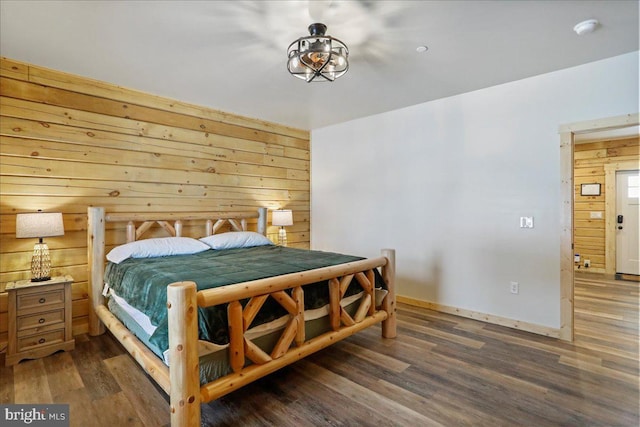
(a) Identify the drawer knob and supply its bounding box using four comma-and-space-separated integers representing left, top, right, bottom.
39, 298, 46, 304
38, 338, 46, 344
38, 318, 45, 324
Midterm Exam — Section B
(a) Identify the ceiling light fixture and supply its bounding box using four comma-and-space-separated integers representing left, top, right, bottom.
573, 19, 599, 35
287, 23, 349, 82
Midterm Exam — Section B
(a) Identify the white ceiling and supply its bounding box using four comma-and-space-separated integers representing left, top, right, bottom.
1, 1, 638, 131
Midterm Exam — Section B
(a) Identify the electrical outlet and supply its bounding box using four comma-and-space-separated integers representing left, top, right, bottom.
510, 281, 519, 294
584, 259, 590, 268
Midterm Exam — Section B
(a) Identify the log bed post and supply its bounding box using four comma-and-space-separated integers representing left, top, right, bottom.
381, 248, 396, 338
257, 207, 267, 236
167, 281, 200, 427
87, 207, 106, 336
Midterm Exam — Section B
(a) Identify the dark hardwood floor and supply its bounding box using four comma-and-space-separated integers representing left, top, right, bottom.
1, 280, 638, 426
574, 272, 639, 360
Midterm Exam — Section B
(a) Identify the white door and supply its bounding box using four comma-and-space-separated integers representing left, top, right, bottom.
616, 170, 640, 275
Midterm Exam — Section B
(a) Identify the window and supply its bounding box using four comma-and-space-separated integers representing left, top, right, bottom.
628, 175, 639, 198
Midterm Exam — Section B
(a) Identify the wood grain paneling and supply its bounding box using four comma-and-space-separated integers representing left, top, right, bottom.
0, 57, 310, 346
573, 137, 639, 272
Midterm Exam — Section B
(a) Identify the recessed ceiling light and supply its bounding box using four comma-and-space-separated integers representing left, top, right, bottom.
573, 19, 599, 35
416, 46, 428, 53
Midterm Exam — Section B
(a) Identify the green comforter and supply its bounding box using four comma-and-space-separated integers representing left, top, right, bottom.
104, 245, 384, 352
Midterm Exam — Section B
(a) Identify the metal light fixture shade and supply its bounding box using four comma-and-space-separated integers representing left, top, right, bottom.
287, 23, 349, 82
16, 211, 65, 282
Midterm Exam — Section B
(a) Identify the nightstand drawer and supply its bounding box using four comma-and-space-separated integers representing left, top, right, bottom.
16, 285, 65, 312
17, 309, 65, 332
17, 329, 65, 352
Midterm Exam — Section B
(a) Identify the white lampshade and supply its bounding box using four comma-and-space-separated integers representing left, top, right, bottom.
16, 211, 64, 282
16, 212, 65, 239
272, 210, 293, 227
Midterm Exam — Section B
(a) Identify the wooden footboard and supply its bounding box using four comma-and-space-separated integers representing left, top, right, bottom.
87, 207, 396, 427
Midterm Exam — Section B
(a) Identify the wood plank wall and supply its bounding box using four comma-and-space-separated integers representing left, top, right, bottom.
0, 57, 310, 347
573, 136, 639, 272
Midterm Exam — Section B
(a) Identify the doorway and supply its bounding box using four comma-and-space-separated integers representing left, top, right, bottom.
559, 113, 640, 341
614, 169, 639, 276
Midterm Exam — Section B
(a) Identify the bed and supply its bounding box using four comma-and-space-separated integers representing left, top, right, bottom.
87, 207, 396, 427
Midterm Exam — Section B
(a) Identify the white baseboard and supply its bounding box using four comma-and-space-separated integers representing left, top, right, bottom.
397, 295, 560, 339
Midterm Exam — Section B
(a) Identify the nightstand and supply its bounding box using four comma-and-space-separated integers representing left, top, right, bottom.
5, 275, 75, 366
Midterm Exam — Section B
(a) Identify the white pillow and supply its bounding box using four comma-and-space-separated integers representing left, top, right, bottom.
107, 237, 210, 264
199, 231, 273, 250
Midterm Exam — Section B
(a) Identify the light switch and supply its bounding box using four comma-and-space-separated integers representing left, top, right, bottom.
520, 217, 534, 228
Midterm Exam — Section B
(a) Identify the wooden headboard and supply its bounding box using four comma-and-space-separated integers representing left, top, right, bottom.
105, 209, 268, 242
86, 206, 268, 335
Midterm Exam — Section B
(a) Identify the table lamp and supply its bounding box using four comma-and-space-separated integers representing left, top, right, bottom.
16, 210, 65, 282
272, 209, 293, 246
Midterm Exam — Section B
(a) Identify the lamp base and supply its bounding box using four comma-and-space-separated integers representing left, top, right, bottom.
31, 242, 52, 282
278, 228, 288, 247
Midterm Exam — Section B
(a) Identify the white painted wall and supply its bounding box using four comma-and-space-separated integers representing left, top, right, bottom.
311, 51, 639, 329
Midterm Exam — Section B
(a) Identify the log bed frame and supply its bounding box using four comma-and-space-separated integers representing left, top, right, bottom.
87, 207, 396, 427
